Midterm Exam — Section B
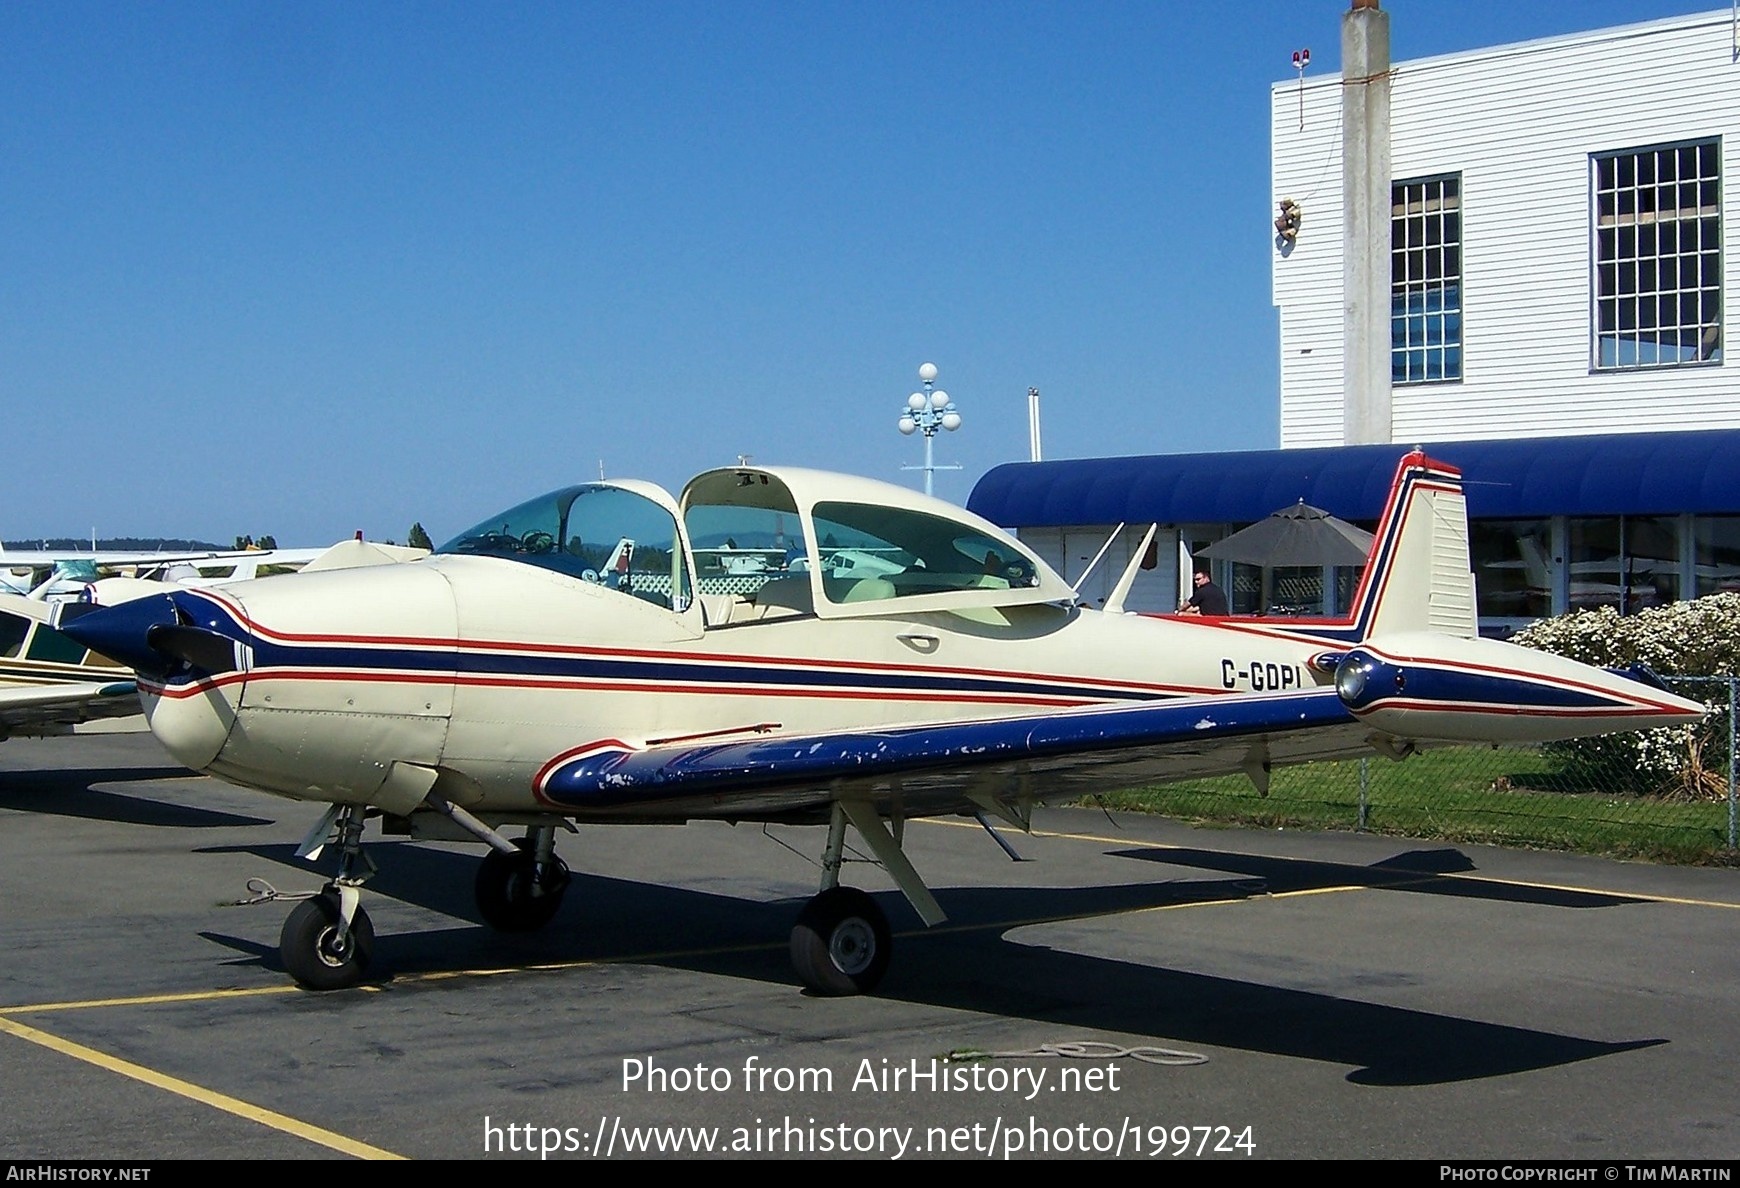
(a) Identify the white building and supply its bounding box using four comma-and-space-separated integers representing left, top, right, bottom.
1271, 7, 1740, 448
971, 7, 1740, 633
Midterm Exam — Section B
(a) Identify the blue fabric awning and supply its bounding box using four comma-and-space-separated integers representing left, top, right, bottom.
966, 430, 1740, 527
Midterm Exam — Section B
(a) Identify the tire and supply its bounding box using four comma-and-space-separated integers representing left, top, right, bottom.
475, 838, 570, 932
790, 886, 891, 996
280, 892, 374, 991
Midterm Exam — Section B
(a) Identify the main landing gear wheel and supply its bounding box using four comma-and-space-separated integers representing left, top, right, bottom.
280, 891, 375, 991
475, 838, 571, 932
790, 886, 891, 996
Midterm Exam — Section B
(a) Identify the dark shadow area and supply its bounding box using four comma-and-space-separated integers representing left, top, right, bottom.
1108, 844, 1649, 909
199, 931, 277, 968
1375, 847, 1480, 875
0, 767, 274, 828
197, 838, 1663, 1087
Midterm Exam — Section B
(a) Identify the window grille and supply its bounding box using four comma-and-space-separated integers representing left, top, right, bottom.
1593, 140, 1722, 369
1392, 175, 1463, 384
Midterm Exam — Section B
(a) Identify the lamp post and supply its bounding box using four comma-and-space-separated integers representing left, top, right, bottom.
896, 361, 962, 497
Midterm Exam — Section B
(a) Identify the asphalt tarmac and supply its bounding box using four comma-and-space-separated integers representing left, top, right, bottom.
2, 729, 1738, 1162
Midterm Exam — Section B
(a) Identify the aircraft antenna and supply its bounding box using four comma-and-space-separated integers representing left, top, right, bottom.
1103, 523, 1159, 614
1071, 523, 1126, 593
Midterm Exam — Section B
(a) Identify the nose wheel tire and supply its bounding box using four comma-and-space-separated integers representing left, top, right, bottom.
475, 838, 571, 932
280, 892, 375, 991
790, 886, 891, 996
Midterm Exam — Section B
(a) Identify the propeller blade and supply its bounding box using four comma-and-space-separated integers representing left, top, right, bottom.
145, 624, 243, 674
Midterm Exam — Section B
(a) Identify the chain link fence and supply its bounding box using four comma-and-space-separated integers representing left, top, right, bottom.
1105, 676, 1740, 865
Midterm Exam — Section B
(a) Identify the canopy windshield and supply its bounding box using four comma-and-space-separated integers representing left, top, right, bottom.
437, 484, 690, 610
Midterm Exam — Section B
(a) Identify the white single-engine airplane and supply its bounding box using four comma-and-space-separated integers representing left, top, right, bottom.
60, 453, 1703, 994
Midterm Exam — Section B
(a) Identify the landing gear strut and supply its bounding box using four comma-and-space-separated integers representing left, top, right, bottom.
787, 800, 926, 996
280, 805, 376, 991
475, 827, 571, 932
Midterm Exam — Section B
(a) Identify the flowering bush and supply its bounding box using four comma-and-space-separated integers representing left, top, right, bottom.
1512, 594, 1740, 674
1512, 594, 1740, 798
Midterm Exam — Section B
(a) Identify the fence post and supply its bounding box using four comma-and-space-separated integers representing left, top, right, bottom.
1358, 756, 1369, 832
1729, 677, 1737, 851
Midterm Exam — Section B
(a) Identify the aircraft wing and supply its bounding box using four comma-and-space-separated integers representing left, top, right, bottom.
0, 680, 141, 740
535, 687, 1367, 820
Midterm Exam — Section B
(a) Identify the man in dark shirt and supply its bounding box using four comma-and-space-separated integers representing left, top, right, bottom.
1180, 567, 1229, 616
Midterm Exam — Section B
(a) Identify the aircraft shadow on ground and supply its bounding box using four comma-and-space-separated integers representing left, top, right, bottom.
1109, 845, 1650, 910
0, 767, 274, 828
195, 838, 1661, 1087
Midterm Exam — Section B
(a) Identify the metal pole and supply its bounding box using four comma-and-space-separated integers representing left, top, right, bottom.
1728, 677, 1736, 850
1358, 756, 1369, 831
1028, 387, 1042, 461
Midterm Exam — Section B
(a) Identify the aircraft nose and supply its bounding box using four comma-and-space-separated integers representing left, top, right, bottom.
56, 594, 179, 674
57, 591, 249, 679
58, 590, 249, 772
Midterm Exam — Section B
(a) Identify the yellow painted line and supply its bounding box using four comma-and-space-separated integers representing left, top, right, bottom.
922, 816, 1740, 911
0, 850, 1336, 1016
913, 882, 1369, 939
1, 887, 1298, 1020
1, 985, 302, 1015
1267, 884, 1368, 900
0, 1014, 404, 1160
1440, 871, 1740, 910
0, 936, 792, 1016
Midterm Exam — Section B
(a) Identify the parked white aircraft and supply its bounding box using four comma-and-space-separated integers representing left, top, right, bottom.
0, 546, 329, 602
0, 602, 137, 739
59, 454, 1703, 993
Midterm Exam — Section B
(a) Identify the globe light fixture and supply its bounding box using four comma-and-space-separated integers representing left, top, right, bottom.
895, 362, 961, 496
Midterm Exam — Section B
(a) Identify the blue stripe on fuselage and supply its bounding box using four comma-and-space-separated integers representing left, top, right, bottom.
1348, 664, 1629, 713
165, 600, 1182, 704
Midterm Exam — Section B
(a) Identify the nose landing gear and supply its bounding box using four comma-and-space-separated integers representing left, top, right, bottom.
279, 804, 377, 991
280, 886, 376, 992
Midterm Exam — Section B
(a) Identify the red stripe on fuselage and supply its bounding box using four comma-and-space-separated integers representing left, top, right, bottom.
144, 666, 1131, 707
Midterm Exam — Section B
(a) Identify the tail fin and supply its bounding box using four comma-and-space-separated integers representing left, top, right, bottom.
1346, 451, 1477, 640
606, 537, 635, 575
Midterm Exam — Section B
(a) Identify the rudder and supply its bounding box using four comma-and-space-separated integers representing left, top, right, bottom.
1347, 451, 1477, 640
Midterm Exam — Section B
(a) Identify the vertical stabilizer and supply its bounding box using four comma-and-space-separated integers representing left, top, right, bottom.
1347, 452, 1477, 639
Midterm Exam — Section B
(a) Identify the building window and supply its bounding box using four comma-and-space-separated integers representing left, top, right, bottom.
1391, 174, 1463, 384
1470, 519, 1552, 623
1567, 515, 1680, 613
1694, 516, 1740, 597
1593, 139, 1722, 369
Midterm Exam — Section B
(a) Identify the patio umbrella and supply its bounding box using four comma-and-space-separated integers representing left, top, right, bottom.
1199, 500, 1374, 568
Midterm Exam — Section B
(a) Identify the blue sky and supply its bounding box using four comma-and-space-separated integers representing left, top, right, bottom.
1, 1, 1722, 545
